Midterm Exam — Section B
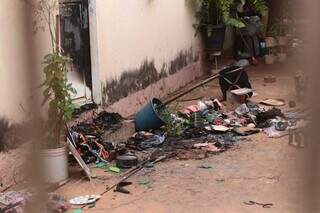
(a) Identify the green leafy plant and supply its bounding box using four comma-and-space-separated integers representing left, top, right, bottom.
42, 53, 76, 148
189, 0, 267, 37
267, 20, 287, 37
161, 112, 184, 137
158, 103, 193, 138
157, 103, 183, 137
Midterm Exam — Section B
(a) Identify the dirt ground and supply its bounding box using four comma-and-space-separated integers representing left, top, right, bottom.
54, 59, 310, 213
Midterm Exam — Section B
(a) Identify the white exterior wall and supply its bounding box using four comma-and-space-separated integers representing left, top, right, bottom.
94, 0, 201, 82
0, 0, 53, 123
0, 0, 235, 121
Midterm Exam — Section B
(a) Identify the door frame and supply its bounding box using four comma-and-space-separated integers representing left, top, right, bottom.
58, 0, 102, 104
88, 0, 102, 105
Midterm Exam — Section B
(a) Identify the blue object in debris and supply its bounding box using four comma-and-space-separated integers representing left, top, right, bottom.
134, 98, 166, 131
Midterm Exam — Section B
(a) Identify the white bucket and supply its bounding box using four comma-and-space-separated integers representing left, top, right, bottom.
40, 146, 68, 183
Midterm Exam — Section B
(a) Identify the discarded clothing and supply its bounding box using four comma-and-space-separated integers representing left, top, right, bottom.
235, 104, 250, 116
207, 132, 241, 149
0, 191, 31, 213
127, 132, 166, 150
256, 108, 284, 128
70, 111, 123, 163
264, 126, 288, 138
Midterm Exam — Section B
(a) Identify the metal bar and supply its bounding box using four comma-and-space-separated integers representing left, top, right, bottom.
160, 67, 243, 107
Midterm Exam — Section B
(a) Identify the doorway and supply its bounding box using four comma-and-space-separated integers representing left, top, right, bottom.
59, 0, 92, 102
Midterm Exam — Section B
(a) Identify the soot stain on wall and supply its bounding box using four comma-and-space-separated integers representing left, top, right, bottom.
102, 48, 199, 105
0, 118, 10, 151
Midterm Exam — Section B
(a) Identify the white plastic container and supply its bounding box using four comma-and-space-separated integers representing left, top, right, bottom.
41, 146, 68, 183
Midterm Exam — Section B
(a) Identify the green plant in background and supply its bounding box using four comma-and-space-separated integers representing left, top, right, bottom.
189, 0, 267, 37
42, 53, 76, 148
267, 20, 287, 37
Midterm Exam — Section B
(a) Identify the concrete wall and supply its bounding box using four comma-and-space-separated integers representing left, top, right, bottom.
0, 0, 32, 123
93, 0, 203, 116
2, 0, 236, 121
0, 0, 53, 123
96, 0, 200, 81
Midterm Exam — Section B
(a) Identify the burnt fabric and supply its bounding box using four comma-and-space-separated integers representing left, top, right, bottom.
219, 66, 253, 101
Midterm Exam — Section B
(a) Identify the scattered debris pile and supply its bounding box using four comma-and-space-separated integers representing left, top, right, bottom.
69, 99, 308, 166
0, 191, 70, 213
70, 111, 123, 164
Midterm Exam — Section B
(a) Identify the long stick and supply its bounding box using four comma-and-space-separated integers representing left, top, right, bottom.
101, 155, 166, 196
81, 155, 167, 209
161, 67, 243, 107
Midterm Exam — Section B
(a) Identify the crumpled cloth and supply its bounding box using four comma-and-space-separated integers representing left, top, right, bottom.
264, 126, 288, 138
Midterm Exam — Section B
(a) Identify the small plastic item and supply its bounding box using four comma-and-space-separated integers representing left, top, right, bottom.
197, 101, 208, 111
108, 166, 121, 173
69, 195, 101, 205
95, 162, 107, 169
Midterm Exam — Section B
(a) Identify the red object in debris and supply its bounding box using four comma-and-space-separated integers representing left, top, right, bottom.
183, 105, 200, 114
213, 117, 224, 126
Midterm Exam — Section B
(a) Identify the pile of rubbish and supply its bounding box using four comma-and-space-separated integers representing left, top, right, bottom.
69, 98, 307, 166
0, 191, 70, 213
70, 111, 123, 164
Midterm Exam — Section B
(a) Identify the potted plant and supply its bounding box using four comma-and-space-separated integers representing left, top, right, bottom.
191, 0, 267, 51
272, 20, 289, 62
40, 52, 75, 183
276, 20, 288, 62
264, 47, 276, 65
265, 23, 278, 48
27, 0, 76, 183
